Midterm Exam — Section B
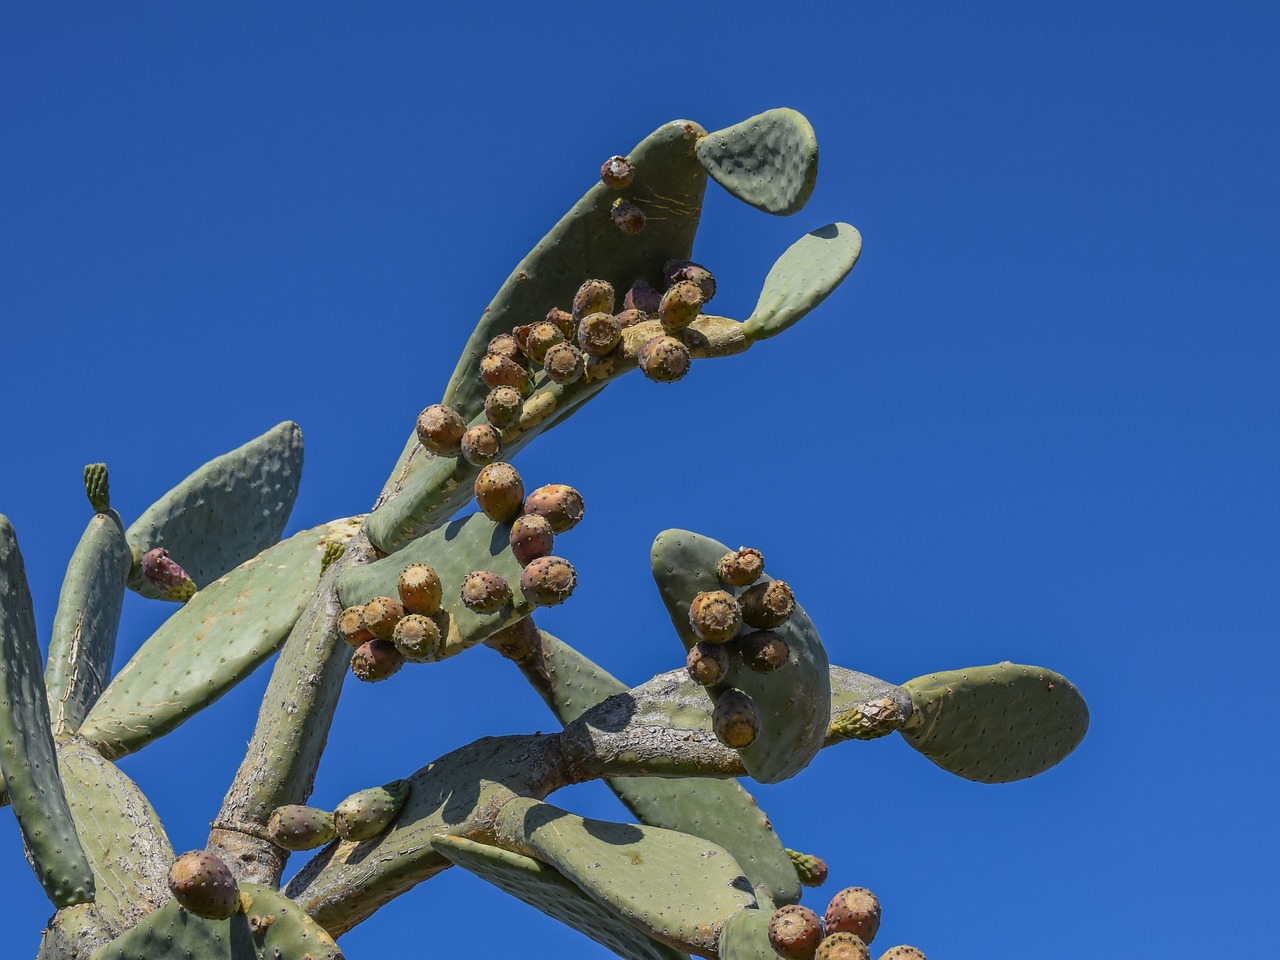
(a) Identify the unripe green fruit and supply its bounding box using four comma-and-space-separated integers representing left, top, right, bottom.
740, 630, 790, 672
362, 596, 405, 640
543, 342, 585, 385
659, 280, 703, 333
350, 639, 404, 682
614, 307, 647, 328
686, 641, 730, 686
397, 563, 443, 615
460, 570, 512, 613
739, 580, 796, 629
877, 947, 926, 960
577, 312, 622, 356
487, 332, 525, 363
339, 605, 375, 646
815, 933, 870, 960
572, 279, 616, 320
718, 547, 765, 586
523, 484, 584, 533
484, 616, 540, 661
485, 386, 524, 429
475, 462, 525, 522
638, 335, 691, 383
664, 259, 717, 303
689, 590, 743, 643
713, 688, 761, 748
509, 513, 555, 566
611, 197, 646, 233
416, 404, 466, 457
520, 556, 577, 607
267, 805, 336, 851
334, 780, 411, 842
524, 321, 564, 365
768, 904, 824, 960
545, 307, 577, 340
599, 155, 634, 189
624, 279, 662, 314
392, 613, 442, 662
461, 424, 503, 466
479, 353, 533, 395
824, 888, 881, 945
167, 850, 239, 920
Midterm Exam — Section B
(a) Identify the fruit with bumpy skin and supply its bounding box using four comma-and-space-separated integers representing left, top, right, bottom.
520, 556, 576, 606
740, 629, 790, 672
333, 779, 411, 842
351, 639, 404, 682
689, 590, 743, 644
769, 904, 824, 960
461, 424, 503, 466
485, 386, 524, 429
362, 596, 405, 640
664, 260, 717, 303
577, 312, 622, 356
816, 933, 870, 960
614, 307, 647, 328
572, 279, 615, 319
524, 321, 565, 365
877, 947, 926, 960
740, 580, 795, 629
339, 605, 374, 646
713, 688, 761, 748
686, 641, 729, 686
398, 563, 443, 615
659, 280, 703, 333
415, 404, 466, 457
523, 484, 584, 533
141, 548, 197, 602
393, 614, 442, 662
829, 696, 906, 741
167, 851, 239, 920
475, 462, 525, 523
267, 805, 336, 851
458, 570, 510, 613
480, 353, 533, 395
487, 332, 524, 363
509, 513, 555, 566
624, 279, 662, 314
599, 155, 634, 189
546, 307, 576, 341
543, 342, 586, 385
718, 547, 764, 586
787, 849, 829, 887
638, 335, 691, 382
611, 198, 646, 233
824, 887, 881, 944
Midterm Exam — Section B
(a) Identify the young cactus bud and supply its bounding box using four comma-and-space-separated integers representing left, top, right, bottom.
362, 596, 405, 640
664, 259, 717, 303
659, 279, 703, 333
599, 155, 635, 189
460, 570, 512, 613
611, 197, 646, 234
614, 307, 647, 328
829, 696, 907, 741
339, 605, 375, 646
522, 484, 584, 533
689, 590, 743, 644
350, 639, 404, 682
543, 342, 585, 385
398, 563, 443, 616
786, 848, 829, 887
392, 613, 442, 662
141, 547, 197, 602
479, 353, 533, 395
768, 905, 824, 960
485, 386, 524, 429
824, 888, 881, 944
416, 403, 467, 457
320, 541, 345, 573
572, 279, 616, 320
546, 307, 577, 341
739, 629, 790, 672
638, 335, 691, 383
168, 851, 240, 920
523, 321, 564, 365
718, 547, 765, 586
334, 780, 411, 842
84, 463, 111, 513
461, 423, 503, 466
519, 556, 577, 607
577, 312, 622, 357
267, 805, 337, 851
509, 513, 555, 566
487, 332, 525, 363
475, 462, 525, 522
484, 615, 541, 661
713, 688, 761, 748
877, 948, 926, 960
740, 580, 796, 629
624, 278, 662, 314
815, 933, 870, 960
686, 641, 730, 686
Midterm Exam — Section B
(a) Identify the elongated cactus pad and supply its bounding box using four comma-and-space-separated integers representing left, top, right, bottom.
743, 223, 862, 342
695, 108, 818, 216
79, 516, 361, 758
124, 421, 304, 599
899, 662, 1089, 783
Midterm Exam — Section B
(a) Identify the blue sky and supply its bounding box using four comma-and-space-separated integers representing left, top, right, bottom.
2, 3, 1277, 957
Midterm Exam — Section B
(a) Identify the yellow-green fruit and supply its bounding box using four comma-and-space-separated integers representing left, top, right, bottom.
334, 780, 411, 842
475, 462, 525, 522
522, 484, 584, 533
718, 546, 765, 586
824, 888, 881, 944
546, 307, 576, 340
485, 386, 524, 429
816, 933, 870, 960
266, 805, 336, 851
487, 332, 525, 363
509, 513, 555, 566
461, 424, 503, 466
658, 279, 703, 333
740, 580, 796, 629
768, 905, 824, 960
572, 279, 615, 319
167, 851, 239, 920
362, 596, 405, 640
392, 614, 442, 662
638, 335, 691, 383
350, 639, 404, 682
689, 589, 742, 644
543, 342, 585, 385
460, 570, 512, 613
740, 629, 790, 672
713, 688, 761, 748
577, 312, 622, 357
877, 947, 926, 960
416, 403, 466, 457
398, 563, 443, 616
686, 641, 729, 686
519, 556, 576, 607
524, 321, 564, 365
339, 605, 374, 646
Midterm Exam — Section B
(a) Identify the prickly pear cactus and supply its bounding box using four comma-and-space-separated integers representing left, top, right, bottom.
1, 108, 1087, 960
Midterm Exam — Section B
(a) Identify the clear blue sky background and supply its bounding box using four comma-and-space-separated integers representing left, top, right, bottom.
2, 4, 1276, 957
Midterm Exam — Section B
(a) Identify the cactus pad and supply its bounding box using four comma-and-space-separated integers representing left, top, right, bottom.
695, 108, 818, 216
718, 907, 779, 960
743, 223, 862, 342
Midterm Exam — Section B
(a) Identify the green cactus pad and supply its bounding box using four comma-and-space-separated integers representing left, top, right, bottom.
365, 444, 478, 556
718, 907, 778, 960
899, 662, 1089, 783
79, 516, 361, 759
742, 223, 862, 342
432, 835, 689, 960
124, 421, 304, 599
90, 882, 343, 960
495, 796, 758, 957
695, 108, 818, 216
56, 739, 173, 934
650, 530, 830, 783
36, 903, 114, 960
0, 516, 96, 907
45, 514, 133, 737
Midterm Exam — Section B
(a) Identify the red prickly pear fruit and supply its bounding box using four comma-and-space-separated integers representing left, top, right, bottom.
350, 639, 404, 681
713, 688, 761, 748
487, 332, 525, 363
718, 547, 765, 586
614, 307, 647, 328
739, 629, 790, 672
740, 580, 796, 629
392, 613, 442, 662
624, 279, 662, 314
509, 513, 555, 566
416, 404, 467, 457
266, 805, 336, 851
339, 605, 375, 646
461, 423, 503, 466
686, 640, 730, 686
460, 570, 512, 613
599, 155, 635, 189
663, 260, 717, 303
167, 850, 240, 920
398, 564, 442, 615
577, 312, 622, 357
638, 335, 691, 383
519, 556, 577, 606
611, 197, 646, 234
877, 947, 926, 960
546, 307, 577, 341
141, 547, 197, 601
823, 888, 881, 945
361, 596, 405, 640
485, 386, 524, 429
689, 589, 743, 644
475, 462, 525, 522
659, 279, 703, 333
768, 905, 824, 960
522, 484, 584, 533
485, 615, 541, 661
572, 279, 616, 320
523, 321, 565, 365
479, 353, 534, 395
815, 933, 871, 960
543, 342, 586, 385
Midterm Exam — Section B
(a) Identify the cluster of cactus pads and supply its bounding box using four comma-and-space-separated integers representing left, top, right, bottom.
0, 108, 1089, 960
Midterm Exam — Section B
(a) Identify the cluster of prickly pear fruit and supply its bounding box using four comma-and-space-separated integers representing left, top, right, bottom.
765, 886, 923, 960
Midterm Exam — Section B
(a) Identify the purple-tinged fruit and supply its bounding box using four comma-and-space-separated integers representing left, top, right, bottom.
659, 280, 703, 333
718, 547, 765, 586
787, 849, 829, 887
523, 484, 585, 533
815, 934, 870, 960
167, 851, 239, 920
479, 353, 533, 395
509, 513, 555, 566
624, 279, 662, 314
686, 641, 730, 686
572, 279, 616, 320
543, 342, 586, 385
485, 386, 524, 429
611, 197, 646, 234
824, 888, 881, 944
520, 556, 577, 606
577, 312, 622, 356
392, 614, 442, 662
475, 462, 525, 522
599, 155, 635, 189
460, 570, 512, 613
487, 332, 525, 363
638, 335, 691, 382
416, 404, 467, 457
334, 780, 411, 842
484, 615, 541, 661
713, 688, 761, 748
689, 590, 743, 644
877, 947, 926, 960
664, 260, 717, 303
398, 564, 443, 615
339, 606, 375, 647
524, 321, 565, 364
267, 805, 336, 851
768, 905, 824, 960
740, 580, 796, 629
362, 596, 405, 640
614, 307, 647, 328
350, 639, 404, 682
141, 547, 197, 601
740, 630, 790, 672
546, 307, 576, 341
461, 424, 503, 466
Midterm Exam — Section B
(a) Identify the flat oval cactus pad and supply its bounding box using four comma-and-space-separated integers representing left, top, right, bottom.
695, 108, 818, 216
743, 223, 862, 342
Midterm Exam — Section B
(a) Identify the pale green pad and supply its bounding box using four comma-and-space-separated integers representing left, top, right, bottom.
0, 516, 95, 906
650, 529, 830, 784
899, 662, 1089, 783
125, 421, 304, 598
80, 517, 361, 758
695, 108, 818, 216
36, 903, 114, 960
90, 883, 343, 960
432, 834, 689, 960
743, 223, 862, 342
45, 513, 132, 737
717, 907, 777, 960
496, 796, 757, 956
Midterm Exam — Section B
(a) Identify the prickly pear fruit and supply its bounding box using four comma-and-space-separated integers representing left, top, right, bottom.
266, 805, 337, 851
546, 307, 577, 341
740, 629, 790, 672
787, 848, 829, 887
815, 933, 870, 960
686, 640, 730, 686
572, 279, 616, 320
824, 888, 881, 944
523, 321, 564, 365
509, 513, 555, 566
543, 342, 585, 385
577, 312, 622, 356
718, 546, 765, 586
768, 905, 824, 960
480, 353, 533, 395
740, 580, 796, 629
614, 307, 647, 328
84, 463, 111, 513
460, 570, 512, 613
485, 386, 524, 429
141, 547, 197, 601
877, 947, 926, 960
167, 850, 239, 920
624, 279, 662, 314
416, 403, 466, 457
664, 260, 717, 303
659, 280, 703, 333
484, 615, 540, 661
611, 197, 646, 234
398, 563, 443, 616
350, 639, 404, 682
475, 462, 525, 523
362, 596, 405, 640
461, 423, 503, 466
713, 688, 761, 748
599, 155, 635, 189
638, 334, 691, 383
487, 332, 525, 363
829, 696, 906, 741
333, 779, 411, 842
519, 556, 577, 607
522, 484, 584, 533
392, 613, 442, 662
339, 605, 375, 646
689, 589, 743, 644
